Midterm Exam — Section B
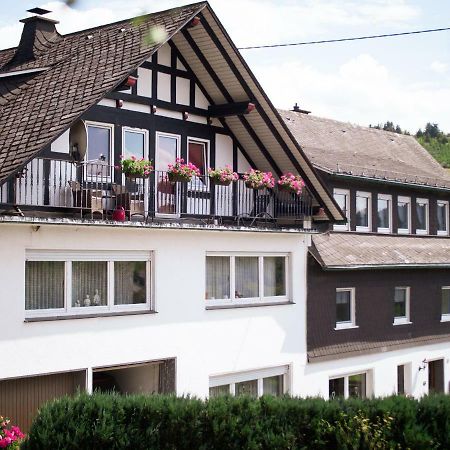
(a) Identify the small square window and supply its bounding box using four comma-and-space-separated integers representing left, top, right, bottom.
209, 384, 230, 397
235, 257, 259, 298
235, 379, 258, 397
114, 261, 147, 305
335, 288, 356, 329
205, 256, 231, 300
329, 377, 345, 399
263, 256, 286, 297
72, 261, 108, 308
329, 372, 369, 399
263, 375, 284, 396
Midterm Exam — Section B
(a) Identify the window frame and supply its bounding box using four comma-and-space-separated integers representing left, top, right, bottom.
122, 126, 149, 161
333, 188, 350, 231
393, 286, 411, 325
437, 200, 449, 236
377, 193, 392, 234
329, 370, 371, 399
209, 365, 290, 397
355, 191, 371, 232
441, 286, 450, 322
397, 196, 411, 234
335, 287, 357, 330
85, 121, 114, 182
25, 250, 152, 319
205, 252, 290, 307
415, 198, 429, 235
187, 136, 210, 190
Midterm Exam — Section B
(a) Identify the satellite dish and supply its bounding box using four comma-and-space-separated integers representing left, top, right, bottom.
69, 120, 87, 162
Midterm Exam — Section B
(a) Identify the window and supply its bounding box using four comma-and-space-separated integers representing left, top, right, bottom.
356, 191, 371, 232
86, 122, 113, 180
25, 251, 151, 318
335, 288, 356, 329
187, 138, 208, 181
377, 194, 392, 233
205, 254, 289, 307
416, 198, 429, 234
209, 366, 288, 398
437, 201, 449, 236
397, 196, 411, 234
397, 364, 411, 395
329, 372, 369, 399
393, 287, 411, 325
442, 287, 450, 322
333, 189, 350, 231
122, 128, 148, 161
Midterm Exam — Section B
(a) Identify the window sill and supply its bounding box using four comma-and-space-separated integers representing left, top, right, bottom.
393, 320, 412, 326
25, 309, 156, 322
377, 228, 391, 234
440, 315, 450, 323
355, 227, 371, 233
334, 324, 359, 331
437, 231, 449, 236
415, 230, 428, 235
206, 301, 294, 310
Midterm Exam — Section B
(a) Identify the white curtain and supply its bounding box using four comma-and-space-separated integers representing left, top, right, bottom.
72, 261, 107, 307
235, 257, 258, 298
263, 376, 283, 396
205, 256, 230, 299
264, 257, 285, 297
114, 261, 146, 305
25, 261, 65, 310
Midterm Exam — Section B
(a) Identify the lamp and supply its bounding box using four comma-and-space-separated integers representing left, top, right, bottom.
418, 359, 428, 371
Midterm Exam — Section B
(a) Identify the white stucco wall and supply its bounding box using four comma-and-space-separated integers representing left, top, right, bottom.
0, 223, 309, 398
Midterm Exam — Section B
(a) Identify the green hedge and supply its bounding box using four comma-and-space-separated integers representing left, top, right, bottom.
23, 393, 450, 449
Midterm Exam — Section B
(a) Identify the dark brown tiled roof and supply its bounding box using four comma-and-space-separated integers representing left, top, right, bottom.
308, 332, 450, 361
0, 2, 207, 183
311, 232, 450, 269
279, 109, 450, 190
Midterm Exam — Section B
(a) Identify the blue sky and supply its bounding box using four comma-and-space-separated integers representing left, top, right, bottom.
1, 0, 449, 131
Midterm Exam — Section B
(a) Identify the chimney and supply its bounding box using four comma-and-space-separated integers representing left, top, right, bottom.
292, 102, 311, 115
5, 8, 60, 69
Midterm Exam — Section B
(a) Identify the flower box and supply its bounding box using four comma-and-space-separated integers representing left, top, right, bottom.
208, 166, 238, 187
168, 172, 192, 183
277, 173, 305, 195
167, 158, 200, 183
119, 155, 153, 179
243, 169, 275, 190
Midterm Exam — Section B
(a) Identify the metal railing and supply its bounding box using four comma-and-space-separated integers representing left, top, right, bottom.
0, 158, 313, 226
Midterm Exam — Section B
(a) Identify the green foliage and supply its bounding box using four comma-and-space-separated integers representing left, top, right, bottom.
22, 393, 450, 450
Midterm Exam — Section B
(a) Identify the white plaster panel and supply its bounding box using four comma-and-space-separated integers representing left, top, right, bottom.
51, 130, 70, 154
97, 99, 116, 108
122, 102, 151, 114
177, 58, 187, 71
237, 148, 251, 172
137, 67, 152, 98
157, 43, 171, 67
157, 72, 171, 102
195, 85, 209, 109
215, 134, 233, 168
176, 77, 190, 106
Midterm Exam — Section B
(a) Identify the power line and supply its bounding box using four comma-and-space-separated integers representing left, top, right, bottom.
237, 26, 450, 50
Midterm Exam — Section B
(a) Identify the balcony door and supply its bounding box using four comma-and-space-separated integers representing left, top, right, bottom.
155, 133, 180, 216
122, 128, 149, 217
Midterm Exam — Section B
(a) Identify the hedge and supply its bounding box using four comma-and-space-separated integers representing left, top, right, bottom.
23, 393, 450, 449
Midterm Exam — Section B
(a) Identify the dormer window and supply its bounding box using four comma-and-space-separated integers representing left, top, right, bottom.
397, 196, 411, 234
355, 191, 371, 232
333, 188, 350, 231
416, 198, 429, 235
437, 201, 449, 236
377, 194, 392, 233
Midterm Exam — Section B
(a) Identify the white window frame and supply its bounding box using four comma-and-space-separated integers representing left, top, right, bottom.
205, 253, 290, 307
187, 136, 210, 191
85, 121, 114, 181
437, 200, 449, 236
333, 188, 350, 231
329, 370, 371, 399
415, 198, 429, 235
377, 193, 392, 233
393, 286, 411, 325
121, 127, 149, 161
441, 286, 450, 322
335, 287, 357, 330
355, 191, 371, 232
397, 196, 411, 234
209, 365, 290, 397
25, 250, 152, 319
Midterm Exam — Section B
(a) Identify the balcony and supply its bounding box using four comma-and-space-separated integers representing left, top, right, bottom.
0, 158, 313, 229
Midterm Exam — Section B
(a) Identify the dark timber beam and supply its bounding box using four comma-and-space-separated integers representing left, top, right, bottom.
208, 102, 255, 118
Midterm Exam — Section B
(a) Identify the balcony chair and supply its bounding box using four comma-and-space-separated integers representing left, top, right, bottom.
68, 181, 104, 218
236, 191, 273, 227
112, 183, 145, 219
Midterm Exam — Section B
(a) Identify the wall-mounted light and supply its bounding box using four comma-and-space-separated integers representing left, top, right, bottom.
418, 359, 428, 371
151, 105, 157, 114
116, 99, 123, 108
183, 111, 189, 121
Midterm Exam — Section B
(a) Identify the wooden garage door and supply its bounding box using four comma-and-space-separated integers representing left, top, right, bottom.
0, 371, 86, 432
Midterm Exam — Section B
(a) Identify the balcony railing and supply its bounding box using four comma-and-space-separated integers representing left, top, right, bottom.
0, 158, 313, 227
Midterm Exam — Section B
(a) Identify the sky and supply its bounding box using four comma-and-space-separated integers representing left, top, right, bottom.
1, 0, 449, 132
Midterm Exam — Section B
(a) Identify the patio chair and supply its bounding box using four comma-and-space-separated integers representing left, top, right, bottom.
112, 183, 145, 219
68, 181, 103, 218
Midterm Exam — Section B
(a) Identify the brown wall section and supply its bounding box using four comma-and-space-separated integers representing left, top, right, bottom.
307, 255, 450, 356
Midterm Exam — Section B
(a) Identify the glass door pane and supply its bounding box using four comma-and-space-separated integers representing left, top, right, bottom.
155, 135, 179, 215
86, 125, 111, 181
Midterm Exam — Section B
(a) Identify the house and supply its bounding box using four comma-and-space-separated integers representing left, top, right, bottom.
0, 3, 344, 431
281, 109, 450, 399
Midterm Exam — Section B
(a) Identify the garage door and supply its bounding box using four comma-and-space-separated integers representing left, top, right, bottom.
0, 370, 86, 432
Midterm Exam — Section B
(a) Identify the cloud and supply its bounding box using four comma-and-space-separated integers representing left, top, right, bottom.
431, 60, 449, 75
253, 53, 450, 131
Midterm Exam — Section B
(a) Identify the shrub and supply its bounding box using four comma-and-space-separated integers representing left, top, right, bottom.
23, 393, 450, 450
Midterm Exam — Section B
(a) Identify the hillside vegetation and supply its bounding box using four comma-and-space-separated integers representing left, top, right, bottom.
370, 121, 450, 168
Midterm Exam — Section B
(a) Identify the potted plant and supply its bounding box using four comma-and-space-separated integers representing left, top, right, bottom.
0, 416, 25, 449
277, 173, 305, 195
208, 166, 239, 186
119, 155, 153, 179
243, 169, 275, 190
167, 158, 201, 182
